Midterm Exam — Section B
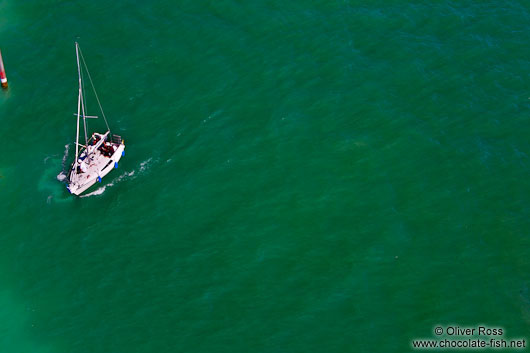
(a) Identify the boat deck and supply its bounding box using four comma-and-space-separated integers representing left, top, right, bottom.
68, 133, 125, 195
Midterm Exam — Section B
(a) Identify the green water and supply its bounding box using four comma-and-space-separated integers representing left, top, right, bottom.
1, 1, 530, 352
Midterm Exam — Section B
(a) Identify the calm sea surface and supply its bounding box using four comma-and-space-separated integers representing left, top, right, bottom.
1, 1, 530, 352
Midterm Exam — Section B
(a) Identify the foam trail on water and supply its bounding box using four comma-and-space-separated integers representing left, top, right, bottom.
80, 158, 153, 198
139, 158, 152, 172
56, 173, 67, 182
80, 171, 134, 198
56, 144, 71, 182
61, 144, 70, 168
81, 185, 107, 197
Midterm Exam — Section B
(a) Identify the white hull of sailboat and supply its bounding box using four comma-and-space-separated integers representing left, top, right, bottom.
67, 141, 125, 196
65, 43, 126, 196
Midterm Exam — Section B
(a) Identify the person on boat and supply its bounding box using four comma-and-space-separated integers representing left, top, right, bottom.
99, 142, 113, 157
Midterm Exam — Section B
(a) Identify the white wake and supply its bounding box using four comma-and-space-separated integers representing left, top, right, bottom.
80, 158, 154, 198
56, 144, 71, 182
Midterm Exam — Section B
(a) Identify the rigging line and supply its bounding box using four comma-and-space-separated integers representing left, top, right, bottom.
78, 46, 111, 133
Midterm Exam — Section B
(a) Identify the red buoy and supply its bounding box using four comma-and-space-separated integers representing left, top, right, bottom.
0, 49, 8, 89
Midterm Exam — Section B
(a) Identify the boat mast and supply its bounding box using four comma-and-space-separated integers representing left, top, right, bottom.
74, 42, 82, 169
80, 66, 89, 153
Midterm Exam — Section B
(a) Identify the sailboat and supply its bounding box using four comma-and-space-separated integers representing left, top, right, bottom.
66, 42, 125, 195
